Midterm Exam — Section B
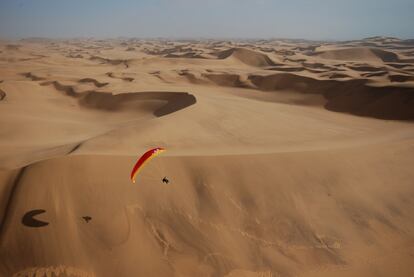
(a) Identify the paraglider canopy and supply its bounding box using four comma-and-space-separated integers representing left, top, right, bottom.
130, 147, 166, 183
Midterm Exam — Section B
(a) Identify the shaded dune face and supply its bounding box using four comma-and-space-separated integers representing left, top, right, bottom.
89, 56, 130, 68
203, 73, 249, 88
311, 47, 402, 63
169, 68, 414, 120
90, 40, 413, 121
78, 78, 109, 88
40, 80, 197, 117
79, 91, 196, 117
248, 74, 414, 120
214, 48, 277, 67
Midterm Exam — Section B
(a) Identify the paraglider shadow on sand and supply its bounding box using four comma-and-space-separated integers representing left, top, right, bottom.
41, 80, 197, 117
22, 209, 49, 228
21, 209, 93, 227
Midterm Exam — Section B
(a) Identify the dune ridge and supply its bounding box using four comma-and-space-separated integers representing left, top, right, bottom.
36, 80, 197, 116
78, 78, 109, 88
214, 47, 277, 67
248, 73, 414, 119
312, 47, 401, 62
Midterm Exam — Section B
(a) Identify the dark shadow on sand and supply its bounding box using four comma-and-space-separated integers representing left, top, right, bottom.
22, 209, 49, 228
39, 81, 197, 117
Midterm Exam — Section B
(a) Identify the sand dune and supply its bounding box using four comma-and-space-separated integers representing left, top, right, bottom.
248, 73, 414, 119
21, 72, 46, 81
203, 73, 250, 88
313, 47, 401, 63
2, 142, 414, 277
79, 90, 196, 116
0, 37, 414, 277
389, 74, 414, 82
214, 48, 277, 67
90, 56, 130, 68
106, 72, 134, 82
78, 78, 109, 88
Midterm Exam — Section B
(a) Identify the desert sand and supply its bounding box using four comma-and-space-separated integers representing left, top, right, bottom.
0, 36, 414, 277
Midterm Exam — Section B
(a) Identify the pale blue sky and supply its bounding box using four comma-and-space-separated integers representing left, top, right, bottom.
0, 0, 413, 40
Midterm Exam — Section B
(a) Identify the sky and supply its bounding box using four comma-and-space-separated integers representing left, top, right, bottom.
0, 0, 413, 40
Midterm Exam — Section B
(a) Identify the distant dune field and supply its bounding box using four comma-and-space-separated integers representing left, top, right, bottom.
0, 37, 414, 277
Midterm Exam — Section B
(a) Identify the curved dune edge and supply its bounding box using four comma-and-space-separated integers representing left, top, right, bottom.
78, 78, 109, 88
160, 47, 278, 67
89, 56, 130, 68
0, 89, 5, 101
174, 69, 414, 120
171, 69, 414, 120
213, 47, 277, 67
310, 47, 402, 62
14, 39, 414, 121
0, 76, 196, 169
39, 80, 197, 117
106, 72, 134, 82
248, 73, 414, 120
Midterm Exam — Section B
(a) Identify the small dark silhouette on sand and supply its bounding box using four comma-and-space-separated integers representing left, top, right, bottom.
162, 177, 169, 184
0, 89, 6, 101
22, 209, 49, 227
82, 216, 92, 223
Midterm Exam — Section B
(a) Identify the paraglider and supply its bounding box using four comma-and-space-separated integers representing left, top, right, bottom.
130, 147, 166, 183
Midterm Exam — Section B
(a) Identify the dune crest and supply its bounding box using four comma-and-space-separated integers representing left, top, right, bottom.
214, 47, 277, 66
312, 47, 401, 62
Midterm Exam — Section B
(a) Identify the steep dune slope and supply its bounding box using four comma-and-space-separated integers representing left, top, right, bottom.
0, 80, 196, 168
313, 47, 401, 63
1, 139, 414, 277
214, 48, 276, 67
248, 73, 414, 120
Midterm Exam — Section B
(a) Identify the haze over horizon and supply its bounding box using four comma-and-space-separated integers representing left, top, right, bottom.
1, 0, 414, 40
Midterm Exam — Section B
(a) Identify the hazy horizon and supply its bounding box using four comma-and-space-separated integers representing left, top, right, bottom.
1, 0, 414, 40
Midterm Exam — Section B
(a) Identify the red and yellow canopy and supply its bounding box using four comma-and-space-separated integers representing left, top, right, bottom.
130, 147, 166, 183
